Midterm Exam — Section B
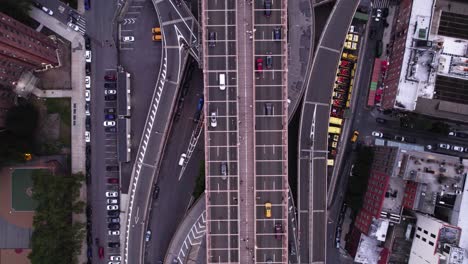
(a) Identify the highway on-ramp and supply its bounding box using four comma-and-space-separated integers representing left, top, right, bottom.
296, 0, 359, 263
123, 1, 199, 263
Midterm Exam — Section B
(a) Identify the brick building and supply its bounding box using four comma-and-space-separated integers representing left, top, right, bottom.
0, 12, 58, 89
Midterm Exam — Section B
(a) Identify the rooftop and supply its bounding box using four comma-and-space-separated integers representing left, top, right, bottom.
354, 233, 383, 264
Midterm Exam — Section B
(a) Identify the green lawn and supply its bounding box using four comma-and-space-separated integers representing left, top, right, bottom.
44, 98, 71, 147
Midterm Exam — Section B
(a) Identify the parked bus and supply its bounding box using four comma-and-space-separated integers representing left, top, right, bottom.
328, 126, 341, 134
329, 117, 343, 126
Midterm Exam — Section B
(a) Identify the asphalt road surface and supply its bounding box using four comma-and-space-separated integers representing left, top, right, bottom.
297, 0, 359, 263
123, 0, 199, 263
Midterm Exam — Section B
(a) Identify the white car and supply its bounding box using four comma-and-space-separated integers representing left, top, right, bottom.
105, 89, 117, 95
375, 9, 382, 21
439, 143, 450, 150
122, 36, 135, 42
85, 50, 92, 62
85, 131, 90, 143
371, 131, 383, 138
108, 230, 120, 236
452, 146, 464, 152
110, 256, 122, 261
106, 191, 119, 197
104, 121, 116, 127
42, 6, 54, 15
85, 89, 91, 102
107, 199, 118, 204
210, 112, 217, 128
67, 22, 79, 31
145, 230, 152, 242
85, 76, 91, 88
107, 205, 119, 210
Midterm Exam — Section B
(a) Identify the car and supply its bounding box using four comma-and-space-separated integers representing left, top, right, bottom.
105, 95, 117, 101
333, 92, 346, 100
153, 186, 160, 199
273, 27, 281, 40
106, 165, 119, 171
68, 22, 79, 31
98, 247, 104, 259
145, 230, 152, 242
106, 191, 119, 197
105, 114, 116, 120
210, 112, 217, 127
86, 63, 91, 75
85, 131, 91, 143
331, 107, 343, 118
108, 230, 120, 236
107, 199, 118, 204
349, 25, 355, 33
85, 76, 91, 88
426, 144, 434, 150
266, 54, 273, 69
265, 202, 272, 218
103, 121, 116, 127
107, 205, 119, 210
372, 131, 383, 137
208, 32, 216, 47
404, 137, 416, 143
274, 223, 283, 239
376, 118, 387, 124
107, 210, 119, 217
84, 0, 90, 10
197, 96, 204, 111
220, 162, 228, 179
178, 153, 187, 166
449, 131, 468, 138
338, 68, 350, 76
108, 242, 120, 248
85, 50, 92, 62
256, 58, 263, 71
375, 8, 382, 21
105, 127, 117, 133
439, 143, 450, 150
85, 89, 91, 102
41, 6, 54, 15
122, 36, 135, 42
264, 0, 272, 16
107, 217, 120, 223
336, 76, 349, 84
105, 108, 116, 114
350, 130, 359, 142
33, 2, 42, 9
264, 103, 273, 115
86, 145, 91, 155
340, 60, 351, 68
394, 135, 404, 142
105, 83, 116, 89
452, 145, 464, 152
85, 35, 91, 49
110, 256, 122, 261
105, 89, 117, 95
108, 178, 119, 184
105, 73, 116, 81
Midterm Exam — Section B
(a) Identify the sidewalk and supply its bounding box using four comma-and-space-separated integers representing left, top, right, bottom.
287, 0, 313, 120
29, 8, 88, 264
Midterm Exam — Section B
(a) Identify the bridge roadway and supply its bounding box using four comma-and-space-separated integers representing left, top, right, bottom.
296, 0, 360, 263
122, 1, 199, 264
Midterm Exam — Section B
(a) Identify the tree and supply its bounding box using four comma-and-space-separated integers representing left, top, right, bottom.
5, 100, 39, 140
345, 147, 374, 213
29, 170, 85, 264
192, 161, 205, 199
0, 0, 33, 24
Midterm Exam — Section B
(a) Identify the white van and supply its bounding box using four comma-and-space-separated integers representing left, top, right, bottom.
219, 73, 226, 90
178, 153, 187, 166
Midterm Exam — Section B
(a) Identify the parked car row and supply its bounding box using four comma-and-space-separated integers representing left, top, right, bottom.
426, 143, 468, 153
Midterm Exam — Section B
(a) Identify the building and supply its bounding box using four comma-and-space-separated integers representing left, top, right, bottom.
409, 213, 462, 264
0, 12, 58, 89
381, 0, 468, 123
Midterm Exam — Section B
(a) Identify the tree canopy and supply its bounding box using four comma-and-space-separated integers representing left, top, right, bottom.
29, 171, 85, 264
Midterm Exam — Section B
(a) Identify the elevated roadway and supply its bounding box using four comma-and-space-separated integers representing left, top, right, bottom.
296, 0, 359, 263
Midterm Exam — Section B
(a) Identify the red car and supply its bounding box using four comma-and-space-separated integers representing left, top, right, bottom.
338, 69, 350, 76
256, 58, 263, 71
107, 178, 119, 184
274, 223, 283, 239
331, 107, 343, 117
104, 73, 116, 81
333, 99, 344, 107
336, 76, 349, 84
98, 246, 104, 259
340, 60, 351, 68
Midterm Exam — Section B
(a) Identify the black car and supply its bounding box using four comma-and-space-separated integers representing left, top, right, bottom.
108, 242, 120, 248
153, 186, 160, 199
104, 83, 116, 89
105, 108, 116, 114
107, 217, 120, 223
273, 27, 281, 40
208, 32, 216, 47
105, 73, 116, 81
84, 35, 91, 49
404, 137, 416, 143
86, 63, 91, 74
105, 114, 116, 120
105, 127, 117, 133
86, 157, 91, 170
106, 165, 119, 171
86, 145, 91, 155
86, 116, 91, 130
33, 2, 42, 8
84, 0, 90, 10
108, 223, 120, 230
376, 118, 387, 124
105, 95, 117, 101
107, 210, 119, 217
264, 0, 272, 16
449, 131, 468, 138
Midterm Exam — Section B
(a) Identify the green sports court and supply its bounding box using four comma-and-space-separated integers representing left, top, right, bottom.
11, 168, 45, 211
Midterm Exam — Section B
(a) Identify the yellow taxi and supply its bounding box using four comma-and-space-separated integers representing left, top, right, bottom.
265, 202, 272, 218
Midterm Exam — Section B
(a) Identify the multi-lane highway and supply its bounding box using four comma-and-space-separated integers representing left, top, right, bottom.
296, 0, 359, 263
203, 0, 289, 262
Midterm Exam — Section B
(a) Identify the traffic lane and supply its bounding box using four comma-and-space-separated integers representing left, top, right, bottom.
255, 86, 283, 100
312, 211, 326, 262
312, 155, 327, 210
207, 56, 237, 71
35, 0, 70, 24
207, 145, 238, 161
307, 49, 341, 103
320, 0, 359, 50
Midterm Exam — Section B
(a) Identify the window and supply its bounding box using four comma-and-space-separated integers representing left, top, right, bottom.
416, 234, 420, 239
429, 241, 434, 246
422, 237, 426, 242
423, 230, 428, 234
430, 233, 436, 238
417, 227, 422, 231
